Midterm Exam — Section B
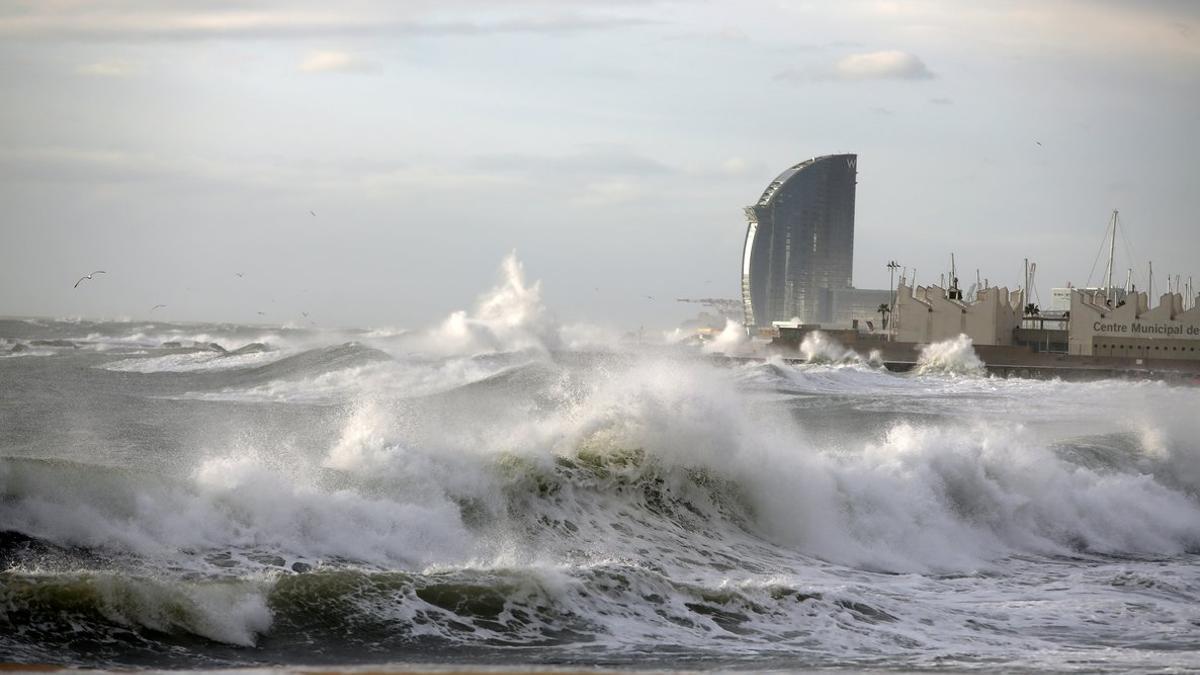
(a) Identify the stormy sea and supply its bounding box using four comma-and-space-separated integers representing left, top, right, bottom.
3, 258, 1199, 672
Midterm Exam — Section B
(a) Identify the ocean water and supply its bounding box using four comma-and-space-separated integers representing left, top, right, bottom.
3, 259, 1200, 672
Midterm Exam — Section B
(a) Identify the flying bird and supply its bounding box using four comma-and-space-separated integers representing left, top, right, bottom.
309, 210, 316, 216
74, 271, 106, 288
234, 272, 245, 278
301, 311, 309, 318
151, 304, 166, 311
256, 311, 266, 316
1035, 141, 1043, 147
643, 295, 655, 301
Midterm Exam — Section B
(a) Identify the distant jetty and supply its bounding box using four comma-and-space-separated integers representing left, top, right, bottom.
765, 326, 1200, 383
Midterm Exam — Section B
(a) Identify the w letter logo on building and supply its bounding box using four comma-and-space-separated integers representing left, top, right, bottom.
846, 157, 856, 170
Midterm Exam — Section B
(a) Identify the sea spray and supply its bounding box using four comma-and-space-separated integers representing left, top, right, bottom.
7, 259, 1200, 670
914, 334, 986, 375
798, 330, 879, 366
423, 253, 562, 355
702, 319, 750, 354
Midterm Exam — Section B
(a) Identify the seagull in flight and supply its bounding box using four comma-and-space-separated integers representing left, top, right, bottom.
1035, 141, 1043, 147
234, 272, 245, 278
309, 210, 316, 217
151, 304, 167, 311
643, 295, 655, 301
74, 271, 106, 288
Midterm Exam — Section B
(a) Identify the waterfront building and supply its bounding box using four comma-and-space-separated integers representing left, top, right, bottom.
1068, 289, 1200, 359
742, 154, 889, 329
891, 280, 1023, 346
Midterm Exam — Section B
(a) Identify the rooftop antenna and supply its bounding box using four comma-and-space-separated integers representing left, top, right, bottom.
887, 260, 900, 312
1124, 268, 1133, 293
1148, 261, 1154, 299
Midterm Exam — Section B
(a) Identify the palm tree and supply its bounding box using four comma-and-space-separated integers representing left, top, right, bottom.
877, 303, 890, 330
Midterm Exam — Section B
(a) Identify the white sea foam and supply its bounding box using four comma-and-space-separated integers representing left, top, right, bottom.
0, 450, 475, 572
702, 319, 751, 354
173, 355, 516, 404
99, 349, 284, 373
407, 252, 563, 356
6, 257, 1200, 666
915, 334, 986, 375
13, 347, 1199, 578
797, 330, 881, 366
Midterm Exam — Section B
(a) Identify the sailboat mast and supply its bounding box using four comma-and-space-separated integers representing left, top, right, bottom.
1023, 258, 1029, 310
1105, 210, 1117, 304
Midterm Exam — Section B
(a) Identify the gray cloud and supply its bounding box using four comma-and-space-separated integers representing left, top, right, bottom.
0, 0, 1196, 329
298, 50, 377, 73
76, 60, 140, 77
0, 7, 656, 42
470, 149, 676, 178
0, 147, 182, 184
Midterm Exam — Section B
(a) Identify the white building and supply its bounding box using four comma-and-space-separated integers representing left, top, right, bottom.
891, 281, 1023, 346
1067, 289, 1200, 359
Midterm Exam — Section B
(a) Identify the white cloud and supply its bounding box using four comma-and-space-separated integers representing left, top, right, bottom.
834, 50, 933, 80
721, 157, 749, 174
774, 49, 934, 83
77, 60, 138, 77
299, 50, 374, 73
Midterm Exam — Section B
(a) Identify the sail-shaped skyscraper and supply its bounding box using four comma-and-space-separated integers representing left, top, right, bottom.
741, 154, 889, 329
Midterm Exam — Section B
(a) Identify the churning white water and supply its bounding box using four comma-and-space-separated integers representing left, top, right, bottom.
1, 255, 1199, 672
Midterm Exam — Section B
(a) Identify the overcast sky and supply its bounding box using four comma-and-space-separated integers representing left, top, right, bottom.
2, 0, 1198, 329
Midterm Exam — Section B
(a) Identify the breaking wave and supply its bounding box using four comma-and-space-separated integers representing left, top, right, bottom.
4, 255, 1200, 670
915, 334, 987, 376
411, 252, 563, 357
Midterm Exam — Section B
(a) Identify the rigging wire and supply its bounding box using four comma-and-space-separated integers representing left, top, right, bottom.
1117, 215, 1145, 291
1084, 215, 1113, 289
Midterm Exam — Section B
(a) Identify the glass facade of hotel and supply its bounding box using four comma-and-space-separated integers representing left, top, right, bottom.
741, 154, 858, 328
